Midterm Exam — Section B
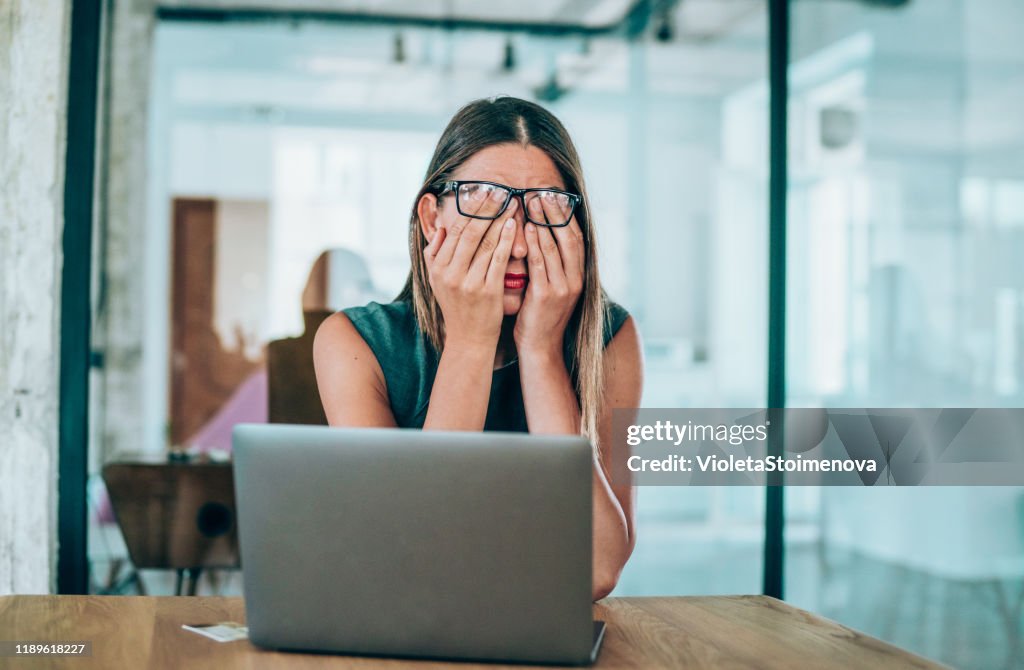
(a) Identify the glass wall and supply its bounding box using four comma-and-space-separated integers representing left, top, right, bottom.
786, 0, 1024, 667
88, 1, 771, 597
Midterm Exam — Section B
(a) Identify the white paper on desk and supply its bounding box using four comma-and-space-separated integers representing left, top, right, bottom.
182, 622, 249, 642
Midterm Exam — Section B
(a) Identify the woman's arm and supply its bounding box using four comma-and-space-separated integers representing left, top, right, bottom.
514, 208, 642, 600
421, 338, 494, 431
314, 312, 398, 427
591, 317, 642, 598
519, 316, 643, 600
419, 201, 518, 431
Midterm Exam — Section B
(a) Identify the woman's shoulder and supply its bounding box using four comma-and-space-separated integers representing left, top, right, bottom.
333, 299, 434, 427
601, 297, 632, 347
342, 299, 416, 333
316, 300, 434, 428
338, 299, 422, 356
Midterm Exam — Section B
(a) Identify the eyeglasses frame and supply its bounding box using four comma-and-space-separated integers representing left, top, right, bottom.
437, 180, 581, 228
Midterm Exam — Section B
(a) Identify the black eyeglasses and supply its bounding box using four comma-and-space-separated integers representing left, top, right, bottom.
437, 180, 580, 227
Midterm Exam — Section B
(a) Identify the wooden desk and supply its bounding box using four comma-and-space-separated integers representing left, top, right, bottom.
0, 595, 946, 669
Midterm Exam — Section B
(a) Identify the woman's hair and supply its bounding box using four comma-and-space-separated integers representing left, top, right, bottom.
397, 96, 608, 445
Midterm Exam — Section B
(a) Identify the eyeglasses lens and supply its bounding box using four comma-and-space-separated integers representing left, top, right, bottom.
457, 182, 510, 218
524, 191, 574, 227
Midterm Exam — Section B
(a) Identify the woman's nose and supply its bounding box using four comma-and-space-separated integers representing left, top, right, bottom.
510, 219, 528, 260
501, 198, 527, 260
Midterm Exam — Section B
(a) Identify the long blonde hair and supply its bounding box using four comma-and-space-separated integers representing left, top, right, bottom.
397, 96, 610, 443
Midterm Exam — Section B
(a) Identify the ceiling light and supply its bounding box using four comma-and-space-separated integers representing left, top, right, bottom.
503, 37, 516, 72
654, 10, 674, 43
534, 73, 567, 102
393, 32, 405, 64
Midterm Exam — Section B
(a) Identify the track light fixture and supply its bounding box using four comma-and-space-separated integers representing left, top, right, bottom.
393, 32, 405, 64
503, 37, 516, 72
654, 8, 674, 43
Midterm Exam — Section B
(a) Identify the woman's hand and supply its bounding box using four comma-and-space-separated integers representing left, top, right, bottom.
425, 197, 519, 350
513, 198, 585, 356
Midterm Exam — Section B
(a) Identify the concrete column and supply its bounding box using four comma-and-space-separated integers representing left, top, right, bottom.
0, 0, 71, 594
93, 0, 155, 462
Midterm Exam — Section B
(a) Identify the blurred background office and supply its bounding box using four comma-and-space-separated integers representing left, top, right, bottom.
2, 0, 1022, 668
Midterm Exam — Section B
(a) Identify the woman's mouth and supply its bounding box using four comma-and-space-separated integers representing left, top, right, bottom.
504, 273, 528, 290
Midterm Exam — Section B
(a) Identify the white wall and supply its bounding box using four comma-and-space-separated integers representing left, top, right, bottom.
0, 0, 70, 594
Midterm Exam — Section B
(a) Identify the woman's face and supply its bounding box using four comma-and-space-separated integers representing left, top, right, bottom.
429, 143, 568, 316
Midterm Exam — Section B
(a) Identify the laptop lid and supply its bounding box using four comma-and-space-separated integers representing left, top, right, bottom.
233, 424, 596, 665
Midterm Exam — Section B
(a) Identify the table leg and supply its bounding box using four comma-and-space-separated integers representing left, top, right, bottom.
187, 568, 202, 596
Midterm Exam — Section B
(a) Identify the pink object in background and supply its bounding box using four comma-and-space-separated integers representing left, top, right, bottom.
186, 368, 269, 454
95, 484, 117, 524
93, 368, 269, 526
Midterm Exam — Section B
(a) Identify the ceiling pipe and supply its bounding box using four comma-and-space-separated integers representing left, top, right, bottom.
156, 0, 680, 41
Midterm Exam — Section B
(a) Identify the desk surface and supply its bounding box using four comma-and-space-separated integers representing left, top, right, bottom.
0, 595, 946, 669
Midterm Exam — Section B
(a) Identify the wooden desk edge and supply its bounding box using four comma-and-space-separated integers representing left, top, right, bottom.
0, 594, 951, 669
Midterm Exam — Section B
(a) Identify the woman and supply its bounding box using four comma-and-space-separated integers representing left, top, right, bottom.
314, 96, 643, 600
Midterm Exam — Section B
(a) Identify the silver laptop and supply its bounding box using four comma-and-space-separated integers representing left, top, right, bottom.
232, 424, 606, 665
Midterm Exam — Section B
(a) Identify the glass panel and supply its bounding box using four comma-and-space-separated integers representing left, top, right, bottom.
787, 0, 1024, 667
89, 2, 768, 598
609, 2, 769, 595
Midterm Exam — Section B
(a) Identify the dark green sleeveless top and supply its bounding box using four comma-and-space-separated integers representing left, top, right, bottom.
342, 299, 630, 432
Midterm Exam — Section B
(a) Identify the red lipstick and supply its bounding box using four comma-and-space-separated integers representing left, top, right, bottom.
504, 273, 528, 290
